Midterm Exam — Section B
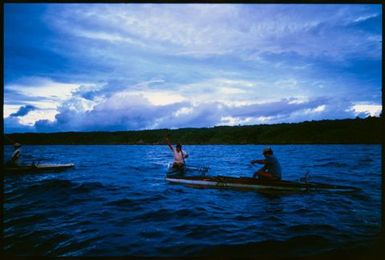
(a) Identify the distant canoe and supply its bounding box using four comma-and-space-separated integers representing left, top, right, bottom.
166, 175, 359, 192
4, 163, 75, 174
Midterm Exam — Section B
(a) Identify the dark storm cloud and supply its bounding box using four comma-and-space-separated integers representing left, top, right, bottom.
9, 105, 37, 117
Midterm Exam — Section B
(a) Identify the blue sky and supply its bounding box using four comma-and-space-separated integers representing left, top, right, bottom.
4, 4, 382, 133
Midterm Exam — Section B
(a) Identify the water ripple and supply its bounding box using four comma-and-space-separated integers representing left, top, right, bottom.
3, 144, 381, 256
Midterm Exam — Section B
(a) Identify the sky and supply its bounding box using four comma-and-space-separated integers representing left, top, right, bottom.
4, 4, 382, 133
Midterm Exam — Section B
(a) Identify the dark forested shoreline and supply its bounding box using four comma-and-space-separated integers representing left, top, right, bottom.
4, 117, 383, 145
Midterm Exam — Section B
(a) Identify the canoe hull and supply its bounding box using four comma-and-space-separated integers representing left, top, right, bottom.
166, 175, 359, 192
4, 163, 75, 174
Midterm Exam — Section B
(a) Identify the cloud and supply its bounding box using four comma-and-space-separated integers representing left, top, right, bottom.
4, 77, 83, 109
4, 75, 380, 133
33, 91, 190, 132
9, 105, 36, 117
7, 77, 80, 100
4, 4, 382, 133
4, 117, 36, 133
4, 77, 99, 126
350, 103, 382, 118
227, 97, 327, 118
20, 86, 359, 132
46, 4, 381, 61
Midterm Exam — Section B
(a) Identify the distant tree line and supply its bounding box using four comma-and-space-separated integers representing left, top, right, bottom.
3, 117, 383, 145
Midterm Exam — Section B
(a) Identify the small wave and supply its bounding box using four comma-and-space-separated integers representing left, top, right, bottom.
51, 235, 102, 256
27, 233, 74, 255
233, 215, 254, 221
4, 230, 72, 256
348, 191, 372, 201
194, 206, 209, 214
126, 165, 143, 171
131, 163, 165, 171
260, 215, 282, 223
104, 191, 167, 211
290, 207, 309, 214
69, 197, 100, 205
4, 191, 25, 202
84, 210, 112, 219
134, 205, 203, 222
5, 179, 75, 201
139, 230, 163, 239
135, 208, 173, 222
185, 224, 231, 239
104, 198, 142, 209
174, 208, 203, 218
156, 243, 199, 256
313, 162, 349, 168
358, 157, 374, 163
209, 204, 224, 211
185, 228, 214, 239
114, 216, 135, 227
287, 224, 338, 233
312, 175, 344, 183
73, 182, 106, 193
4, 203, 30, 215
172, 223, 191, 231
167, 186, 187, 194
4, 214, 46, 227
317, 157, 336, 162
16, 179, 110, 200
197, 235, 333, 257
30, 179, 74, 190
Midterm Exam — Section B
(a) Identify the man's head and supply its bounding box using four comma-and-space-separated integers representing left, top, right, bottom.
14, 143, 21, 149
176, 143, 182, 152
262, 146, 273, 156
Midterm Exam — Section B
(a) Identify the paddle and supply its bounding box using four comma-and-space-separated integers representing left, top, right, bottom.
299, 171, 311, 183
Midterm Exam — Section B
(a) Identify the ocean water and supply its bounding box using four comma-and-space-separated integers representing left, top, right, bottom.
3, 144, 382, 256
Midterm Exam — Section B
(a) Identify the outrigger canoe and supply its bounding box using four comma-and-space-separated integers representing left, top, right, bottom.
165, 175, 359, 192
4, 163, 75, 174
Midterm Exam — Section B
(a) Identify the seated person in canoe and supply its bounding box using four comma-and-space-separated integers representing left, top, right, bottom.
8, 142, 22, 166
164, 136, 189, 170
251, 147, 282, 180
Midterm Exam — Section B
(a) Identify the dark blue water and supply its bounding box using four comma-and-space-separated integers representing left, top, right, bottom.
3, 145, 381, 256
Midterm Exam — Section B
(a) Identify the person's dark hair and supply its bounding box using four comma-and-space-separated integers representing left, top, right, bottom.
176, 143, 182, 149
263, 147, 273, 155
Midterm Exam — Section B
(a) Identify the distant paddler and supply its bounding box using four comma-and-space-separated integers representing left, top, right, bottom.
10, 142, 22, 166
4, 134, 22, 166
164, 136, 189, 170
250, 146, 282, 180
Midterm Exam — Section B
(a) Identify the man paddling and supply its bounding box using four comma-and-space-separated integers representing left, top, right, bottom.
164, 137, 189, 170
251, 147, 282, 180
